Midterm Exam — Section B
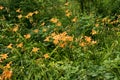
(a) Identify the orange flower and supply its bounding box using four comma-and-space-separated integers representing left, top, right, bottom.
41, 22, 45, 26
33, 29, 39, 33
60, 32, 67, 36
50, 18, 58, 23
7, 44, 12, 49
91, 29, 97, 35
56, 21, 62, 26
34, 11, 39, 14
12, 25, 19, 32
60, 42, 66, 48
102, 17, 107, 22
53, 35, 60, 41
16, 8, 21, 13
0, 54, 8, 60
44, 36, 50, 42
79, 42, 86, 47
27, 12, 34, 17
17, 42, 23, 48
66, 12, 71, 17
17, 14, 22, 19
65, 9, 69, 13
65, 36, 73, 41
91, 40, 97, 45
4, 62, 12, 69
32, 47, 39, 53
51, 32, 56, 37
72, 17, 77, 22
53, 39, 59, 45
44, 54, 49, 59
95, 23, 99, 27
24, 34, 31, 39
25, 12, 34, 18
85, 36, 91, 43
0, 5, 4, 10
1, 70, 12, 80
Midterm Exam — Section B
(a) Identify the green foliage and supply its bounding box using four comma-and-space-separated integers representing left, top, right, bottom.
0, 0, 120, 80
76, 0, 120, 16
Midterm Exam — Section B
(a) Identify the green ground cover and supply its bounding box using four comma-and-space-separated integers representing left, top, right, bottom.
0, 0, 120, 80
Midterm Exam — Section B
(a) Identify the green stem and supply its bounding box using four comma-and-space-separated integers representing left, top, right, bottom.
50, 44, 59, 56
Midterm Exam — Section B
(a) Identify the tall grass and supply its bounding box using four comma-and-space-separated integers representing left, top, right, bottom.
0, 0, 120, 80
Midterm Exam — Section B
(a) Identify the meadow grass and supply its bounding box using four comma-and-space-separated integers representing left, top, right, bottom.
0, 0, 120, 80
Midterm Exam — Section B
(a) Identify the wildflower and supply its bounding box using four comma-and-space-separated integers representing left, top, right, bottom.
44, 36, 50, 42
33, 29, 39, 33
61, 37, 66, 41
85, 36, 91, 43
32, 47, 39, 53
4, 62, 12, 69
16, 8, 21, 13
61, 32, 67, 36
64, 2, 69, 6
72, 17, 77, 22
34, 11, 39, 14
56, 21, 62, 26
66, 12, 71, 17
51, 32, 56, 37
53, 39, 59, 45
17, 42, 23, 48
17, 14, 22, 19
41, 22, 45, 26
91, 29, 97, 35
65, 36, 73, 41
7, 44, 12, 49
12, 25, 19, 32
91, 40, 97, 45
102, 17, 108, 22
0, 54, 8, 60
60, 42, 66, 48
65, 9, 69, 13
53, 35, 60, 41
27, 12, 34, 17
25, 12, 34, 18
1, 70, 12, 80
44, 54, 49, 59
79, 42, 86, 47
50, 18, 58, 23
24, 34, 31, 39
0, 5, 4, 10
95, 23, 99, 27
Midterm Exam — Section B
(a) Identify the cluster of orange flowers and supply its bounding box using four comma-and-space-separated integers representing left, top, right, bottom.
50, 18, 62, 26
64, 2, 72, 18
65, 9, 71, 17
44, 31, 73, 48
79, 36, 97, 47
17, 9, 39, 19
0, 54, 12, 80
101, 16, 120, 25
31, 47, 50, 59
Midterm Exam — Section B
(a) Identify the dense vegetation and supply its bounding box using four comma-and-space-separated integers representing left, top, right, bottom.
0, 0, 120, 80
